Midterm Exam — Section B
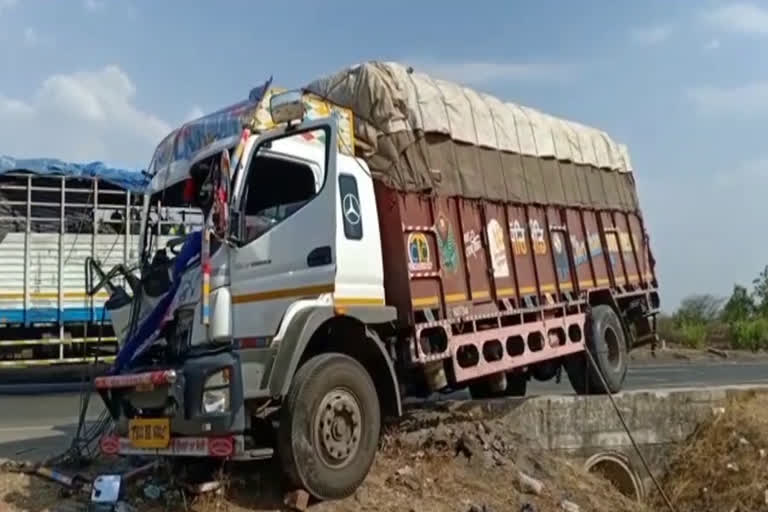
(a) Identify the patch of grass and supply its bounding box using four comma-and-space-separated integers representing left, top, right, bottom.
678, 322, 710, 349
658, 315, 711, 349
729, 317, 768, 352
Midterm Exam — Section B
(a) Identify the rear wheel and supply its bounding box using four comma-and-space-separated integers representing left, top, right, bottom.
565, 304, 628, 394
278, 353, 380, 500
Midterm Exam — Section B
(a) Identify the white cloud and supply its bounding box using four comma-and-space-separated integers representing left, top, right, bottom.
0, 66, 171, 165
84, 0, 104, 11
704, 38, 721, 50
701, 2, 768, 35
23, 27, 39, 47
686, 81, 768, 116
404, 58, 572, 86
0, 94, 33, 116
629, 24, 673, 45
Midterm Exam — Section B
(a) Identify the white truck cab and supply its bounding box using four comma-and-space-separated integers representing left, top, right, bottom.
96, 89, 399, 502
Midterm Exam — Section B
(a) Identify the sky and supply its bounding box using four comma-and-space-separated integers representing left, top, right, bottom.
0, 0, 766, 311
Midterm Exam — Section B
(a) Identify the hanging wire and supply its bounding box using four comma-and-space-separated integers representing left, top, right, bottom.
47, 306, 113, 467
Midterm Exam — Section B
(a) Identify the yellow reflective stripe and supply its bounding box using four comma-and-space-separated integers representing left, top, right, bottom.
232, 284, 335, 304
333, 297, 385, 306
0, 292, 110, 299
0, 356, 115, 368
412, 296, 439, 307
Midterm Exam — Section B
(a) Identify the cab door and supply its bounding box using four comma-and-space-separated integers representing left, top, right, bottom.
228, 120, 338, 339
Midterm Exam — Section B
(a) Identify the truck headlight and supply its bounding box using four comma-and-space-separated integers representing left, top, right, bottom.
202, 368, 230, 414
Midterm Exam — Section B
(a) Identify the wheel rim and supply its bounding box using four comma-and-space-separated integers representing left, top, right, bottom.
313, 388, 363, 469
603, 325, 623, 372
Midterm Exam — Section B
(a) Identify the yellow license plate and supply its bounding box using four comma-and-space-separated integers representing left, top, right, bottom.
128, 418, 170, 449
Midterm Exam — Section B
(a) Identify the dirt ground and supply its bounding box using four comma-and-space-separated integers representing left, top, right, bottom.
651, 393, 768, 511
0, 409, 643, 512
3, 355, 768, 511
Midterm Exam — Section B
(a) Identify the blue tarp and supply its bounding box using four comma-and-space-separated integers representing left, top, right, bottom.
0, 155, 149, 193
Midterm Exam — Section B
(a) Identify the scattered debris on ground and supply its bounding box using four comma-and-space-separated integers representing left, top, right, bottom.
7, 395, 768, 511
654, 394, 768, 512
0, 407, 644, 512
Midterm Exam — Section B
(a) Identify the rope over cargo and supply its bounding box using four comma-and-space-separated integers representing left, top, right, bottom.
304, 61, 640, 213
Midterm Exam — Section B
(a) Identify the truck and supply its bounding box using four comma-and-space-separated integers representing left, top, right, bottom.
93, 61, 660, 501
0, 157, 198, 373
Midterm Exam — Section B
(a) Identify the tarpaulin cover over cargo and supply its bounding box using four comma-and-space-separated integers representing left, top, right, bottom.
0, 155, 147, 192
303, 61, 639, 212
0, 155, 146, 238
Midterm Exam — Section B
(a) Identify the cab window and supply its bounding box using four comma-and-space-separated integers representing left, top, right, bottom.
242, 154, 319, 242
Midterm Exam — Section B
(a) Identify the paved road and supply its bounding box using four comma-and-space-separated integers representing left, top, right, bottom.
1, 361, 767, 461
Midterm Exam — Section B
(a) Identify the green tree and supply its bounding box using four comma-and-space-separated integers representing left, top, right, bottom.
674, 294, 724, 326
753, 265, 768, 316
721, 284, 755, 323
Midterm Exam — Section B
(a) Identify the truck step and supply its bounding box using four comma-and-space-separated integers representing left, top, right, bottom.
234, 447, 274, 461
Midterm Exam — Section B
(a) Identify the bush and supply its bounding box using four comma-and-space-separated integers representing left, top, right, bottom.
721, 285, 755, 323
676, 322, 710, 349
676, 294, 724, 325
729, 317, 768, 352
657, 315, 710, 349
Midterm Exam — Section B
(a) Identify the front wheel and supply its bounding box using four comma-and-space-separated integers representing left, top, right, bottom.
277, 353, 381, 500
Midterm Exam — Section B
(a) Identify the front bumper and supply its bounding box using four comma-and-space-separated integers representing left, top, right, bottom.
96, 350, 249, 452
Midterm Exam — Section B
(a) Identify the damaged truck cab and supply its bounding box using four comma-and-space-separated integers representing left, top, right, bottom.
95, 62, 660, 502
97, 87, 399, 500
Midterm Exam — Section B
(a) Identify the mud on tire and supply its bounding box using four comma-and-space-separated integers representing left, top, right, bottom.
277, 352, 381, 500
564, 304, 628, 395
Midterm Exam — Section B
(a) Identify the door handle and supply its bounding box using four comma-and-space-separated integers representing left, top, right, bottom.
307, 246, 332, 267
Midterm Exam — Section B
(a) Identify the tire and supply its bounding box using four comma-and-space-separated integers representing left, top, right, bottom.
564, 304, 628, 395
531, 361, 559, 382
277, 353, 381, 501
468, 372, 527, 399
505, 373, 528, 396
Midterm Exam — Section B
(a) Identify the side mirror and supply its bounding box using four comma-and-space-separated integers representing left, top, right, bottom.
270, 90, 305, 126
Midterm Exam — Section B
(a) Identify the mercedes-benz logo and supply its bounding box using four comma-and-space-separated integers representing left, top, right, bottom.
342, 194, 361, 225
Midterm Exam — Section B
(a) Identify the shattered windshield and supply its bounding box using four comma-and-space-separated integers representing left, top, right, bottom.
143, 178, 204, 260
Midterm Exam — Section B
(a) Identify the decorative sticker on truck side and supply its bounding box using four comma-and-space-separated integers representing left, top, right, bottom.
529, 219, 547, 256
507, 218, 547, 256
463, 229, 482, 260
486, 218, 510, 278
407, 233, 431, 271
551, 232, 570, 281
435, 213, 458, 274
571, 235, 588, 267
509, 220, 528, 256
605, 233, 620, 268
